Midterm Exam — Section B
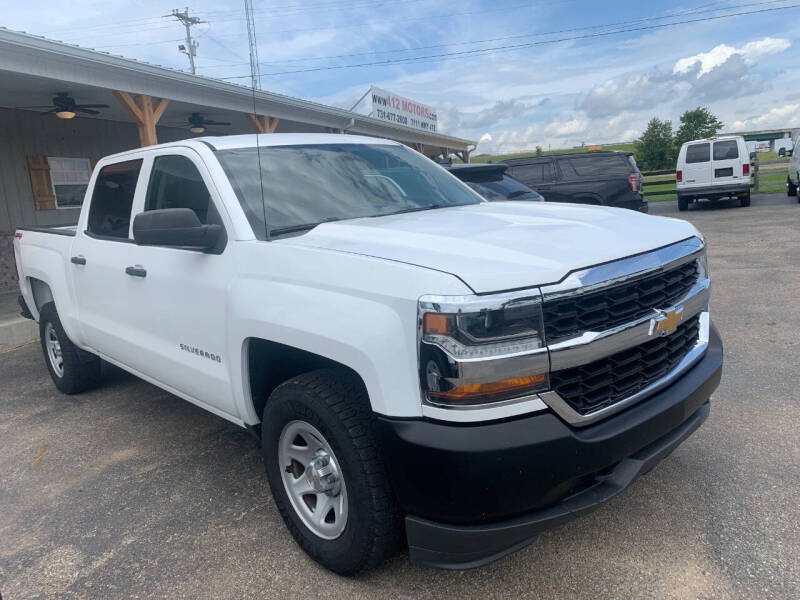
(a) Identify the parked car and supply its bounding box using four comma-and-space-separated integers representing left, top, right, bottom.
676, 135, 750, 210
445, 163, 544, 202
14, 134, 722, 574
785, 134, 800, 202
503, 151, 647, 212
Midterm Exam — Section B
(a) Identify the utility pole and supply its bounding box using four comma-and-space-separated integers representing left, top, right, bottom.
170, 7, 205, 74
244, 0, 261, 90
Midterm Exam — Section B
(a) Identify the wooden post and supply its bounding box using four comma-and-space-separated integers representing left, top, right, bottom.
113, 91, 170, 147
247, 114, 279, 134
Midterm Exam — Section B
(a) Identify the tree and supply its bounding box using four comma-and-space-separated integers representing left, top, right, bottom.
535, 145, 543, 157
635, 117, 675, 170
675, 106, 723, 147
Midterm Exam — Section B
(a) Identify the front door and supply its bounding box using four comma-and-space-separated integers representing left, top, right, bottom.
120, 149, 237, 418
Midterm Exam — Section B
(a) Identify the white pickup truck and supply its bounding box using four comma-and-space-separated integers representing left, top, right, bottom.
13, 134, 723, 574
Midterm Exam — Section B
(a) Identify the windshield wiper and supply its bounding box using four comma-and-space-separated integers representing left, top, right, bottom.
507, 190, 534, 199
269, 217, 340, 237
380, 203, 445, 217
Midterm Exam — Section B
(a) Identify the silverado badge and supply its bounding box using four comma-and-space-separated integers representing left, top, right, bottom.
649, 306, 684, 337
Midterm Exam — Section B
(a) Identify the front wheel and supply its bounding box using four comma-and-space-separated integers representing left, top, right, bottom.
262, 369, 400, 575
39, 302, 101, 394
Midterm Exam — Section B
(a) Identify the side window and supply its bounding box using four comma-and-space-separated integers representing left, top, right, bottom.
87, 159, 143, 239
685, 143, 710, 164
510, 161, 551, 183
713, 140, 739, 160
145, 155, 217, 224
557, 159, 578, 178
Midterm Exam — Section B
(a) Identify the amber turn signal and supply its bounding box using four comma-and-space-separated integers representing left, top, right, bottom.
428, 373, 547, 402
423, 313, 452, 335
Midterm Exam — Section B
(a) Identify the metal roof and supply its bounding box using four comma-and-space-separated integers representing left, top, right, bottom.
0, 27, 474, 151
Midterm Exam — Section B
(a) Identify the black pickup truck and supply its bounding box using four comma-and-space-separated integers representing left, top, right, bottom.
504, 151, 648, 212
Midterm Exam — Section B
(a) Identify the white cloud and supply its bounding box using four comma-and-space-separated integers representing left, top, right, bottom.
731, 103, 800, 130
544, 118, 588, 136
674, 37, 790, 77
479, 132, 493, 143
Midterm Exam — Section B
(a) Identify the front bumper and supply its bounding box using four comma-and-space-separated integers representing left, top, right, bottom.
375, 323, 722, 569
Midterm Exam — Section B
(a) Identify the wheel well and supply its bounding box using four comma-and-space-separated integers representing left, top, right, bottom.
29, 278, 54, 313
247, 338, 364, 421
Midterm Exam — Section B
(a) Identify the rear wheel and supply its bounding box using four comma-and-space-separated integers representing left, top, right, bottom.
678, 196, 689, 211
262, 368, 400, 575
39, 303, 101, 394
740, 192, 751, 208
787, 176, 797, 196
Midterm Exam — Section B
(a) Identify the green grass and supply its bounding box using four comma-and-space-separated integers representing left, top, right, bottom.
471, 143, 637, 163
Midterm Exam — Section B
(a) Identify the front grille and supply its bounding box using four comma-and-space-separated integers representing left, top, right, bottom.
549, 315, 701, 415
543, 260, 699, 341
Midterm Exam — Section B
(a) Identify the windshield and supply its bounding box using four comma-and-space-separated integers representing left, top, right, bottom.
464, 175, 543, 202
216, 143, 481, 238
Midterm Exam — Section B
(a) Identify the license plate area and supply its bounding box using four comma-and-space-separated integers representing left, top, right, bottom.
715, 167, 733, 177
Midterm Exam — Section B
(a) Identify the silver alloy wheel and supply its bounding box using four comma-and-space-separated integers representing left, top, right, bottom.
278, 420, 348, 540
44, 322, 64, 378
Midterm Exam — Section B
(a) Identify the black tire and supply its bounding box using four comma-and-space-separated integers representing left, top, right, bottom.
678, 196, 689, 211
740, 192, 751, 208
787, 176, 797, 197
262, 368, 400, 575
39, 302, 101, 394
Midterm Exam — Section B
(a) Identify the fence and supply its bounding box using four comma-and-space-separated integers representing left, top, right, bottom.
642, 160, 787, 199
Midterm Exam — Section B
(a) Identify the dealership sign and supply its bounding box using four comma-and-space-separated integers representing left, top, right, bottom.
370, 87, 437, 132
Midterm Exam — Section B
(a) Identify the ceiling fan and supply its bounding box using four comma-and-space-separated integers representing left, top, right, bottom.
187, 112, 231, 134
19, 92, 110, 119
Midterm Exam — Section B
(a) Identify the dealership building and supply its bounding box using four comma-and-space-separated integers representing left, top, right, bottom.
0, 28, 474, 294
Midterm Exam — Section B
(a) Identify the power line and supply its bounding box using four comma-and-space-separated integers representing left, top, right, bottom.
195, 0, 777, 71
217, 2, 800, 79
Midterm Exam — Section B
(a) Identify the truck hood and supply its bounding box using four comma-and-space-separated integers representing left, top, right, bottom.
285, 202, 698, 293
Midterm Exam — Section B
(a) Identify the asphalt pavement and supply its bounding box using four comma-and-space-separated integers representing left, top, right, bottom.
1, 193, 798, 599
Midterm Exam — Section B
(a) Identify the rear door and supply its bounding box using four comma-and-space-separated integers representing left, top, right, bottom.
711, 139, 743, 186
71, 157, 147, 358
506, 159, 555, 200
682, 142, 711, 189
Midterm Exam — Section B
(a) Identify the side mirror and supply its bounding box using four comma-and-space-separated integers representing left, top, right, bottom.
133, 208, 222, 250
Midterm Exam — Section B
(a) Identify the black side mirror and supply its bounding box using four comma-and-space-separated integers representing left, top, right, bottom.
133, 208, 222, 250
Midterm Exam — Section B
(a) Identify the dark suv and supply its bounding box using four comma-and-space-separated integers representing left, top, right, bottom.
504, 151, 647, 212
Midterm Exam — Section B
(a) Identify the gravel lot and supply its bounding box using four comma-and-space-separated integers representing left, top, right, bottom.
1, 193, 798, 599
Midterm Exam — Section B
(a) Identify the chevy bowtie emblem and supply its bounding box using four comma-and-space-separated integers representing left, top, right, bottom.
650, 306, 684, 337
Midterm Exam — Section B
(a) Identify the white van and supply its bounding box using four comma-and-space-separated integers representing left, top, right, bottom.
676, 136, 750, 211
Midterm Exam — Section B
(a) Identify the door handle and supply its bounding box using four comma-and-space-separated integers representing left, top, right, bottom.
125, 266, 147, 278
70, 255, 86, 265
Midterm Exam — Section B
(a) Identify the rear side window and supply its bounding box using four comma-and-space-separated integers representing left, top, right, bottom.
560, 155, 631, 176
509, 161, 552, 183
87, 159, 142, 239
145, 155, 215, 224
713, 140, 739, 160
685, 143, 710, 164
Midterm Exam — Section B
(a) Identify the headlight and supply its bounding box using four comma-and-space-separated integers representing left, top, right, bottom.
418, 292, 548, 407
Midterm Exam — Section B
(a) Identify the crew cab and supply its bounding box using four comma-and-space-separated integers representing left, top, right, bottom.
13, 134, 722, 574
676, 135, 750, 210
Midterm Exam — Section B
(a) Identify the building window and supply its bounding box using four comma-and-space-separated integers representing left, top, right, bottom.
48, 157, 92, 208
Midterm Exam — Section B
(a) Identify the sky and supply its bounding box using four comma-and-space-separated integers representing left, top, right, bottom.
3, 0, 800, 154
